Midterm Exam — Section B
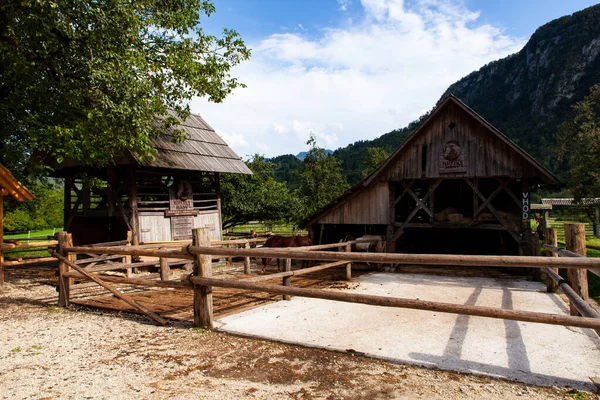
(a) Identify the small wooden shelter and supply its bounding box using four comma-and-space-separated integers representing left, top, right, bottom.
49, 111, 251, 245
0, 163, 35, 285
302, 95, 559, 255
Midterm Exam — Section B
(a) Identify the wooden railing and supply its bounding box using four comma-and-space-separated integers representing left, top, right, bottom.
0, 236, 59, 286
51, 228, 600, 331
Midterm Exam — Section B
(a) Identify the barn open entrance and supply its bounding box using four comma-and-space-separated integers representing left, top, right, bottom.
396, 228, 519, 255
392, 177, 523, 255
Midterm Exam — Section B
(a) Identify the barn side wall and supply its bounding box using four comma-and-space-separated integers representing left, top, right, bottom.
319, 182, 389, 225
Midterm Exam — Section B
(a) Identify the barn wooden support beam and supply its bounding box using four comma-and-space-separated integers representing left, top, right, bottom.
464, 178, 521, 243
394, 179, 441, 236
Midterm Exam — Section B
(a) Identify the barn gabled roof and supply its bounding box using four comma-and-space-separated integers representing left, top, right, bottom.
300, 95, 559, 228
0, 163, 35, 202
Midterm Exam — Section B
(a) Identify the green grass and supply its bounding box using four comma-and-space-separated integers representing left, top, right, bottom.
2, 228, 62, 258
4, 228, 61, 239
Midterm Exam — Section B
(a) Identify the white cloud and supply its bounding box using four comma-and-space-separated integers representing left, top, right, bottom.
192, 0, 525, 159
338, 0, 351, 11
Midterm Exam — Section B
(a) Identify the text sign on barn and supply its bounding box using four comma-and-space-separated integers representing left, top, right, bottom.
522, 190, 530, 220
439, 140, 467, 173
169, 181, 196, 240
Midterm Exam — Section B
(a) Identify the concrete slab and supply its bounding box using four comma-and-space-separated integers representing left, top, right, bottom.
216, 273, 600, 390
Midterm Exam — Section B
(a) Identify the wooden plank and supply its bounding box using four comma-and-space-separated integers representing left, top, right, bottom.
192, 276, 600, 330
52, 251, 168, 326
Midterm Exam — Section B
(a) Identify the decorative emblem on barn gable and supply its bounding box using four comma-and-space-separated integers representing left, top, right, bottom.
439, 140, 467, 173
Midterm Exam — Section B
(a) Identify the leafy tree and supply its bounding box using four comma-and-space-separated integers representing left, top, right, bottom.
0, 0, 250, 175
295, 134, 349, 220
558, 83, 600, 200
220, 155, 299, 229
4, 180, 64, 232
361, 147, 390, 178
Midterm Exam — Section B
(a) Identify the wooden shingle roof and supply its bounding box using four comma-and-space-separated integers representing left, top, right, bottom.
135, 110, 251, 174
0, 163, 34, 202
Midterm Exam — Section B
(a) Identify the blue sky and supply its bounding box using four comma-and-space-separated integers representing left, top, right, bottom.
192, 0, 600, 158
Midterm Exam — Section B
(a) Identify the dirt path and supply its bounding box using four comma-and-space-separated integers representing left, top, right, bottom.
1, 263, 598, 399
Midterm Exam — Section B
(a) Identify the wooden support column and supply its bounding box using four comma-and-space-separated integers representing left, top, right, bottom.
193, 227, 213, 328
243, 242, 251, 274
57, 232, 71, 307
283, 258, 292, 301
125, 231, 133, 278
546, 228, 558, 293
345, 243, 352, 281
386, 181, 397, 253
128, 170, 140, 246
472, 178, 478, 220
565, 223, 588, 316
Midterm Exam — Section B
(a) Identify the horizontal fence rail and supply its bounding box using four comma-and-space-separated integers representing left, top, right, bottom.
191, 276, 600, 330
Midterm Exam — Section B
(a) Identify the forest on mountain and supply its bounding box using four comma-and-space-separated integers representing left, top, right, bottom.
274, 4, 600, 188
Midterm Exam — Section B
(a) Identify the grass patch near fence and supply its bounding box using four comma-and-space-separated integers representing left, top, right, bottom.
546, 219, 600, 302
3, 228, 62, 259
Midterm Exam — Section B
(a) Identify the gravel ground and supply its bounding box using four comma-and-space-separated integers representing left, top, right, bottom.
1, 264, 599, 400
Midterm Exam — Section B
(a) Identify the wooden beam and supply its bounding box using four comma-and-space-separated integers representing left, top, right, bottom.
544, 268, 598, 319
193, 228, 213, 328
565, 223, 588, 316
464, 179, 521, 243
191, 276, 600, 330
184, 245, 600, 269
53, 251, 168, 326
545, 228, 559, 293
396, 180, 441, 232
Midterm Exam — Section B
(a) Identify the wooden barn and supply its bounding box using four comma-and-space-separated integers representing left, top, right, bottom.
301, 95, 559, 256
49, 111, 251, 245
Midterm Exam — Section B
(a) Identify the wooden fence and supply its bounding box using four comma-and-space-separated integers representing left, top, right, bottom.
50, 227, 600, 332
0, 236, 59, 286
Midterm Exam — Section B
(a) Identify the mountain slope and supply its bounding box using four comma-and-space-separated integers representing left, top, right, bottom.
333, 4, 600, 185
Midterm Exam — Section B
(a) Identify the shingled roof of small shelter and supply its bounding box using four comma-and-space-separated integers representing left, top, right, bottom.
132, 110, 251, 174
0, 163, 35, 202
300, 95, 559, 228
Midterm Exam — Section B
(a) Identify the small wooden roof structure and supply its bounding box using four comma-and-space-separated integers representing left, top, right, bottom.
301, 95, 559, 229
142, 110, 251, 174
0, 163, 34, 202
51, 110, 252, 175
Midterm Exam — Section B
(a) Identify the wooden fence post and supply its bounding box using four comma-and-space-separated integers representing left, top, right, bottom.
546, 227, 558, 292
159, 256, 170, 281
345, 243, 352, 281
565, 223, 588, 316
57, 232, 71, 307
125, 230, 133, 278
283, 258, 292, 301
193, 227, 213, 328
244, 242, 251, 274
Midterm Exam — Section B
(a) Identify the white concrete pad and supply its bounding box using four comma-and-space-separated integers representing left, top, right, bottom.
216, 273, 600, 390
